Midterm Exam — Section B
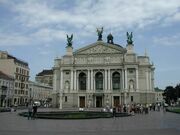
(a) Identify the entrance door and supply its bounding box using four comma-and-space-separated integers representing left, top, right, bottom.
114, 96, 120, 107
79, 96, 85, 108
96, 96, 102, 107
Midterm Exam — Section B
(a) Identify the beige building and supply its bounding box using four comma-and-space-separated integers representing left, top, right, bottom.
0, 51, 30, 106
155, 88, 164, 103
0, 71, 14, 107
35, 69, 53, 86
52, 31, 155, 109
29, 81, 52, 103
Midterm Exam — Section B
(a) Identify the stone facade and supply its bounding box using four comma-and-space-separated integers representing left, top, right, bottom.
52, 39, 155, 109
0, 71, 14, 107
35, 69, 53, 87
0, 51, 29, 106
155, 88, 164, 103
29, 81, 52, 103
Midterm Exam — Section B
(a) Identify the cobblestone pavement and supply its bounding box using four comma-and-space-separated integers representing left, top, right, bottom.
0, 109, 180, 135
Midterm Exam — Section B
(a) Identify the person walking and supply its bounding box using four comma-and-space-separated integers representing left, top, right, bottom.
32, 104, 38, 119
27, 103, 33, 120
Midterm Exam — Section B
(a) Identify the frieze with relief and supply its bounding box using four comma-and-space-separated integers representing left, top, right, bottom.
77, 45, 122, 54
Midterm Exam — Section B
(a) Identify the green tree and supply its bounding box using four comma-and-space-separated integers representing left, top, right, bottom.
163, 86, 177, 104
175, 84, 180, 99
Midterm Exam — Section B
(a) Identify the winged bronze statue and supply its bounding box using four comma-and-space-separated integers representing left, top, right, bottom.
126, 32, 133, 44
67, 34, 73, 47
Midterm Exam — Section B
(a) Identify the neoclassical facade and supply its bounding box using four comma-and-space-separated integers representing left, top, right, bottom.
52, 32, 155, 109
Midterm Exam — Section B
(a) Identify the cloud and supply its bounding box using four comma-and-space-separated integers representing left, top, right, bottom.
32, 28, 66, 42
11, 0, 180, 29
0, 33, 32, 46
153, 34, 180, 47
0, 28, 67, 46
1, 0, 180, 46
164, 12, 180, 25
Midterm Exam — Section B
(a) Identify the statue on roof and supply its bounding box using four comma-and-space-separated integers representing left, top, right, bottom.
107, 33, 114, 44
126, 32, 133, 44
96, 27, 103, 41
66, 34, 73, 47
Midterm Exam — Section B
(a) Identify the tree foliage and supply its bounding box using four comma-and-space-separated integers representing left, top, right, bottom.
163, 84, 180, 104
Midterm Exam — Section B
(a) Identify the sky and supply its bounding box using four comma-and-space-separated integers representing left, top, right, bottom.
0, 0, 180, 89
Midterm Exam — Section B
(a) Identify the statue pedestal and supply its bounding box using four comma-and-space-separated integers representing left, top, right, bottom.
66, 46, 73, 56
126, 44, 134, 54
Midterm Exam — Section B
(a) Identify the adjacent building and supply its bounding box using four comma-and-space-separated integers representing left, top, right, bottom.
0, 71, 14, 107
29, 81, 53, 104
35, 69, 53, 87
0, 51, 30, 106
52, 30, 155, 109
155, 87, 164, 103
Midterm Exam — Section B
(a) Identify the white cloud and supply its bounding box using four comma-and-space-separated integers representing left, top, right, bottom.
153, 34, 180, 47
11, 0, 180, 29
164, 12, 180, 25
32, 28, 66, 42
0, 33, 32, 46
1, 0, 180, 46
0, 28, 66, 46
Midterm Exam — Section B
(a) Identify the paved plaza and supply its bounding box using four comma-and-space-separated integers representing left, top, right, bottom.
0, 109, 180, 135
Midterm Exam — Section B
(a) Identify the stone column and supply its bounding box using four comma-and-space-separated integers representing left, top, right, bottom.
125, 69, 127, 90
74, 70, 77, 90
146, 71, 149, 91
108, 69, 111, 90
70, 70, 74, 91
87, 70, 90, 90
53, 70, 57, 93
59, 92, 63, 109
77, 76, 79, 91
124, 93, 127, 104
149, 71, 152, 91
104, 69, 107, 91
91, 70, 93, 90
136, 69, 139, 91
60, 70, 63, 90
122, 69, 124, 90
59, 70, 63, 109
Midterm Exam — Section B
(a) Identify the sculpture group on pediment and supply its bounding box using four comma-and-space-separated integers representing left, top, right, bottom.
107, 33, 114, 44
96, 27, 103, 41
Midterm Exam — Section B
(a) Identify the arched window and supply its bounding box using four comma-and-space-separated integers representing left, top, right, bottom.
112, 72, 120, 90
79, 72, 86, 90
95, 72, 103, 90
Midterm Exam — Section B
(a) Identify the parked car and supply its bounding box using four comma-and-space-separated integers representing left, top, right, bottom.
33, 101, 41, 107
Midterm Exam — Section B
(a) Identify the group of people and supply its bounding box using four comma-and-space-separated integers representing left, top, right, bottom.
27, 103, 38, 120
112, 103, 165, 115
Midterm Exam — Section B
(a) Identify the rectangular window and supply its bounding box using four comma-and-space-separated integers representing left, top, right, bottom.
65, 96, 67, 102
16, 67, 19, 73
131, 96, 133, 102
15, 82, 18, 87
66, 71, 69, 75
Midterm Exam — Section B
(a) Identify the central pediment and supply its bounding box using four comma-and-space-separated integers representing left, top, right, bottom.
74, 41, 126, 55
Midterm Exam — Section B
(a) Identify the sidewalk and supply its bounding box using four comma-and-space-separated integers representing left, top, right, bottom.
0, 109, 180, 135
